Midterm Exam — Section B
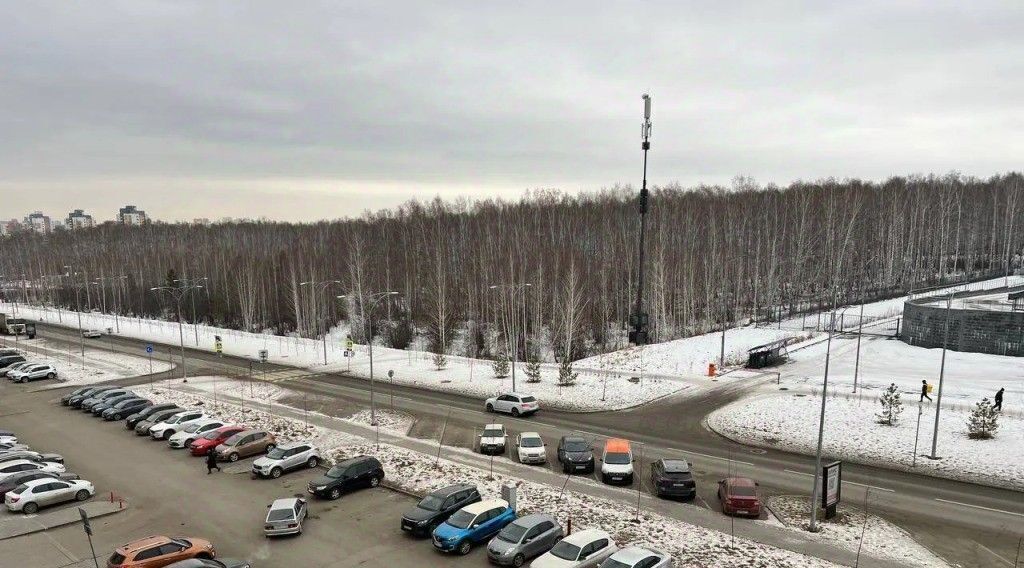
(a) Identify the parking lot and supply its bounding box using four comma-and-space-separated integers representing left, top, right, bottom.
0, 380, 491, 568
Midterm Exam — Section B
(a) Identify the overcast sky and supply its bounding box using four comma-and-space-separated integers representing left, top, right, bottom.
2, 1, 1021, 222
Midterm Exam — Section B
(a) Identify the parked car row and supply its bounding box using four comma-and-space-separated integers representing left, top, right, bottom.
0, 349, 58, 383
400, 481, 673, 567
0, 429, 95, 514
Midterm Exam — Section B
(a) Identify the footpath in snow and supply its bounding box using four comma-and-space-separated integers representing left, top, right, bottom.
135, 375, 938, 568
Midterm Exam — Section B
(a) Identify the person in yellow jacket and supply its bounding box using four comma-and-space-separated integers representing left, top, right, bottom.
920, 380, 932, 402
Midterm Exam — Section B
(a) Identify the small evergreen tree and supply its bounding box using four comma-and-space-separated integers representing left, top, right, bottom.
876, 383, 904, 426
558, 357, 577, 386
432, 351, 448, 370
492, 354, 510, 378
967, 398, 999, 439
525, 358, 542, 383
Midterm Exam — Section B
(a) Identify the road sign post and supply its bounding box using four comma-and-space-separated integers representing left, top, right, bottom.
145, 344, 154, 376
79, 507, 100, 568
214, 335, 223, 356
388, 369, 395, 409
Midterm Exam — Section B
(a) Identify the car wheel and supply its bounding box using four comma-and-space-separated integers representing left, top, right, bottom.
75, 490, 90, 501
185, 438, 195, 446
513, 553, 525, 567
511, 407, 520, 417
330, 488, 341, 500
486, 403, 494, 412
47, 373, 56, 379
270, 467, 282, 479
23, 502, 38, 514
162, 430, 172, 440
229, 452, 239, 462
114, 413, 122, 420
307, 456, 318, 468
195, 553, 212, 560
370, 475, 380, 488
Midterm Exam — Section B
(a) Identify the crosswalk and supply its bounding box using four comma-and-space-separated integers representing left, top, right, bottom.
253, 368, 319, 383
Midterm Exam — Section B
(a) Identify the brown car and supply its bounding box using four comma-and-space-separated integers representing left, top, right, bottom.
107, 535, 215, 567
214, 429, 276, 462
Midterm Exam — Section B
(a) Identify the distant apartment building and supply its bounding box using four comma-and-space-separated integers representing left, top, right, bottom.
24, 211, 53, 234
0, 219, 21, 236
66, 209, 96, 229
117, 205, 149, 225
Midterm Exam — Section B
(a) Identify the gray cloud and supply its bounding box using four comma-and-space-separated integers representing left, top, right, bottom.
1, 1, 1021, 221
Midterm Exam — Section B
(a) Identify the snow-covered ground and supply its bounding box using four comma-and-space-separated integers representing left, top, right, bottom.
708, 393, 1024, 490
6, 338, 173, 389
767, 496, 950, 568
143, 376, 856, 568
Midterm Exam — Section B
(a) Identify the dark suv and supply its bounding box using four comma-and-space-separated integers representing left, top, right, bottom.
557, 436, 595, 474
651, 458, 696, 499
400, 483, 482, 536
307, 455, 384, 500
125, 403, 180, 429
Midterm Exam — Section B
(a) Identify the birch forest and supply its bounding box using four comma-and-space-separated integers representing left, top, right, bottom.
1, 173, 1021, 362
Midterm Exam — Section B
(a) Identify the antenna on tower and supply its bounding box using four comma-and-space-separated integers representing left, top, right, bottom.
630, 94, 653, 345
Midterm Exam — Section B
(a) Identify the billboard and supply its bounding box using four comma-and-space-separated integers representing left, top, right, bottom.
822, 461, 842, 519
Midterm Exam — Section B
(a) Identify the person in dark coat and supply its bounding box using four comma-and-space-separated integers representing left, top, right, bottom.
994, 388, 1004, 411
920, 380, 932, 402
206, 449, 221, 474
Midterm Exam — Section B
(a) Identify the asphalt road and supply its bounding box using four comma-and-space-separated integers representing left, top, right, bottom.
0, 379, 490, 568
23, 323, 1024, 567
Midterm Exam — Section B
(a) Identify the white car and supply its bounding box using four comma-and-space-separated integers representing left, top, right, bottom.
264, 497, 308, 536
601, 546, 672, 568
516, 432, 547, 464
252, 442, 321, 479
149, 410, 206, 440
0, 451, 64, 465
3, 362, 34, 379
0, 436, 18, 446
479, 424, 507, 455
167, 418, 226, 449
82, 329, 103, 338
0, 459, 66, 483
484, 392, 540, 417
9, 364, 58, 383
530, 528, 618, 568
5, 477, 95, 514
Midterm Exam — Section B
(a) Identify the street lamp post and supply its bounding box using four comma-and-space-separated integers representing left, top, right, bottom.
809, 287, 839, 533
173, 277, 207, 346
489, 283, 531, 392
301, 280, 341, 366
337, 291, 398, 426
150, 282, 204, 381
63, 267, 88, 357
929, 291, 955, 459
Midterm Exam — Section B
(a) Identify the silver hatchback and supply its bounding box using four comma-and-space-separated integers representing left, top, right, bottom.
486, 513, 563, 567
264, 497, 307, 537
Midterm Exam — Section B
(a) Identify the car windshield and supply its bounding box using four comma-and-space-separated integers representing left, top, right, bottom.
565, 441, 589, 452
325, 465, 348, 478
496, 522, 529, 543
483, 429, 504, 438
418, 495, 445, 511
521, 438, 543, 448
549, 541, 581, 560
446, 510, 475, 529
222, 434, 242, 446
201, 430, 224, 440
266, 447, 287, 460
731, 485, 757, 497
520, 396, 537, 403
601, 560, 631, 568
267, 508, 295, 522
605, 452, 631, 465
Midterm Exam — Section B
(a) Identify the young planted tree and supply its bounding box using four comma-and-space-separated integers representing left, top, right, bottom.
876, 383, 904, 425
967, 398, 999, 439
492, 354, 510, 378
557, 357, 578, 386
432, 351, 448, 370
525, 356, 542, 383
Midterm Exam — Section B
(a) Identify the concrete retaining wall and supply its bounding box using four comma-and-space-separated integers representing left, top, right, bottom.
902, 296, 1024, 356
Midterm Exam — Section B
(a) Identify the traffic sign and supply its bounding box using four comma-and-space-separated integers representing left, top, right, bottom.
258, 349, 268, 363
78, 507, 92, 536
387, 369, 394, 379
145, 344, 154, 354
345, 336, 354, 350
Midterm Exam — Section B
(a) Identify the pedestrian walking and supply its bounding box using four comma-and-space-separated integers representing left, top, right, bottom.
920, 380, 932, 402
206, 450, 221, 474
994, 387, 1004, 412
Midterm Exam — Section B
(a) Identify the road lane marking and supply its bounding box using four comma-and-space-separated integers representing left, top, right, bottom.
976, 543, 1014, 567
669, 448, 754, 466
934, 498, 1024, 518
784, 468, 812, 476
844, 481, 894, 493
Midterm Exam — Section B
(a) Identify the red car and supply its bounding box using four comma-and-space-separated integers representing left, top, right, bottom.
717, 477, 762, 517
189, 425, 246, 456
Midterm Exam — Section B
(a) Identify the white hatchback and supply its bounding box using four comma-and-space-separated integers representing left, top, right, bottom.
149, 410, 206, 440
168, 419, 226, 449
5, 477, 94, 513
0, 460, 66, 483
516, 432, 547, 464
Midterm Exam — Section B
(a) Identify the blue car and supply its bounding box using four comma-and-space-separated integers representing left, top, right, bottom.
432, 498, 516, 555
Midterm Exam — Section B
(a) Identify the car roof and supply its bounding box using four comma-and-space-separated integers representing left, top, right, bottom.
462, 499, 508, 515
519, 431, 542, 439
16, 478, 57, 489
561, 435, 587, 444
510, 513, 555, 528
117, 535, 173, 554
270, 497, 301, 509
563, 528, 609, 545
191, 418, 222, 426
213, 425, 244, 433
725, 477, 757, 487
1, 459, 41, 468
604, 438, 631, 452
170, 409, 202, 417
483, 424, 504, 430
611, 547, 660, 563
432, 483, 475, 497
337, 455, 378, 467
236, 428, 265, 436
660, 459, 690, 473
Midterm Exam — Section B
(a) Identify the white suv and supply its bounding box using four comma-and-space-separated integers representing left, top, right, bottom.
484, 392, 540, 417
252, 442, 322, 478
516, 432, 547, 464
9, 364, 58, 383
149, 410, 206, 440
479, 424, 507, 455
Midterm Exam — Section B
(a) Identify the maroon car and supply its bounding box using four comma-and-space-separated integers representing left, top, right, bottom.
188, 425, 246, 457
717, 477, 762, 517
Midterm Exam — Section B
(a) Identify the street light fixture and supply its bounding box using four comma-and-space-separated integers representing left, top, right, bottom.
64, 266, 88, 358
173, 277, 208, 346
150, 281, 204, 381
301, 280, 342, 365
488, 283, 531, 392
337, 291, 398, 426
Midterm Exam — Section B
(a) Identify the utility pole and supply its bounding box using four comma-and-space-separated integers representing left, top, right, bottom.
630, 94, 653, 346
929, 291, 955, 459
853, 284, 865, 393
174, 277, 207, 346
809, 287, 839, 532
150, 281, 204, 382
